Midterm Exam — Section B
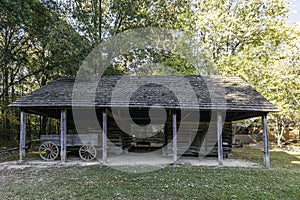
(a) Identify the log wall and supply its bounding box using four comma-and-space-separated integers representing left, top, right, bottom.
66, 115, 233, 156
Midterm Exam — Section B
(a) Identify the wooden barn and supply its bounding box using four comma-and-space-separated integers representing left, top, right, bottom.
11, 75, 278, 167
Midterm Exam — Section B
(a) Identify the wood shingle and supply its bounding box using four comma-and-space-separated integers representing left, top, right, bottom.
11, 75, 278, 113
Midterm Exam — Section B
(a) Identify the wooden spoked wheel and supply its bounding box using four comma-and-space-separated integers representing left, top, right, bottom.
39, 141, 59, 161
79, 144, 97, 161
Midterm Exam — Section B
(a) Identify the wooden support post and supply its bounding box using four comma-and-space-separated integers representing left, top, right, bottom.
173, 112, 177, 165
163, 130, 168, 156
19, 111, 26, 161
163, 113, 169, 156
262, 114, 270, 168
60, 109, 67, 162
102, 110, 107, 163
217, 111, 223, 165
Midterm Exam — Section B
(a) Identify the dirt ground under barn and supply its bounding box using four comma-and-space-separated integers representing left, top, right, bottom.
0, 153, 262, 172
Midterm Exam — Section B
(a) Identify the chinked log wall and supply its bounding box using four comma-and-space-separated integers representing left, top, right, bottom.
67, 118, 232, 155
166, 122, 232, 155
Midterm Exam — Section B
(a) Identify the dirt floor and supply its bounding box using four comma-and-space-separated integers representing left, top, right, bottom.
0, 152, 261, 172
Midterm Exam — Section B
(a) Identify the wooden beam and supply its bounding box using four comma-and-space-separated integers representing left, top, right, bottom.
262, 114, 270, 168
173, 112, 177, 165
19, 111, 26, 161
60, 109, 67, 162
103, 110, 107, 163
217, 111, 223, 165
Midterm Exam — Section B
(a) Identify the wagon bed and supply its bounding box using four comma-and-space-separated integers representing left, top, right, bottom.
39, 134, 99, 161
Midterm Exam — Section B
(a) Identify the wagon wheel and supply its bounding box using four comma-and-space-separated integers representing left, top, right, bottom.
39, 141, 59, 161
79, 144, 97, 161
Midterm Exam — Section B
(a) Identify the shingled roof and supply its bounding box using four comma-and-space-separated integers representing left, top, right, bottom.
11, 76, 278, 120
11, 75, 278, 113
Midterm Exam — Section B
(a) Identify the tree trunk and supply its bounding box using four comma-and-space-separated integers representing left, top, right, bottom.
275, 117, 285, 147
277, 127, 284, 147
99, 0, 102, 41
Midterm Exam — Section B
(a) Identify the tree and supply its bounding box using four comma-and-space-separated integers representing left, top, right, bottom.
193, 0, 299, 145
0, 0, 89, 140
0, 0, 46, 139
0, 0, 196, 140
261, 25, 300, 145
52, 0, 195, 75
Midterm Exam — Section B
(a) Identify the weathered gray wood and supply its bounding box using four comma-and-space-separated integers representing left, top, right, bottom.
39, 141, 59, 161
19, 111, 26, 161
79, 144, 97, 161
173, 112, 177, 165
103, 111, 107, 163
163, 131, 168, 156
217, 111, 223, 165
60, 109, 67, 162
262, 114, 270, 168
41, 134, 98, 146
11, 76, 279, 116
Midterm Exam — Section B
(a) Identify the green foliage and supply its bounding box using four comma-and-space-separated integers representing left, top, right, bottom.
0, 0, 87, 139
158, 54, 197, 75
192, 0, 300, 128
56, 0, 196, 75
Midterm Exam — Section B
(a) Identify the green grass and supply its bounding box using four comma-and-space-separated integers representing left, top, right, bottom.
232, 146, 300, 169
0, 148, 299, 200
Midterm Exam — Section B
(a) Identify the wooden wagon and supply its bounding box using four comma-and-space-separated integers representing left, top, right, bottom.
39, 134, 99, 161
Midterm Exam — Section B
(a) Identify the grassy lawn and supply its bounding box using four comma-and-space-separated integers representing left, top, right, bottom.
0, 147, 299, 199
